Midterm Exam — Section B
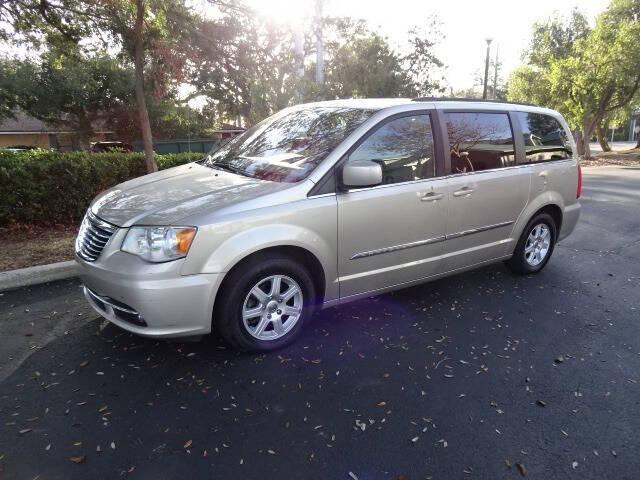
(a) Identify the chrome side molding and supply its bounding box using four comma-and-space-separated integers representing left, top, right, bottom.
351, 235, 446, 259
351, 220, 514, 260
445, 220, 514, 240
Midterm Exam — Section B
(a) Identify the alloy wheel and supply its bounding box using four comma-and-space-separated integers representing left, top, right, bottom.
524, 223, 551, 266
242, 275, 303, 340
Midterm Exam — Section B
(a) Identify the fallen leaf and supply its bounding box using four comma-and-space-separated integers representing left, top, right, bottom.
184, 440, 193, 449
516, 463, 527, 476
69, 456, 86, 464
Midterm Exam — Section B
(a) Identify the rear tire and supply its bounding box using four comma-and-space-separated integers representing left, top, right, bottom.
506, 212, 557, 274
214, 254, 316, 352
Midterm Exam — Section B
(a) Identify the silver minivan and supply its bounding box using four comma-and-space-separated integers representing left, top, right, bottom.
76, 98, 581, 351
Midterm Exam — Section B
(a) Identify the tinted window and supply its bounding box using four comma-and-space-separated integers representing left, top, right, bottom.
203, 106, 375, 183
517, 112, 573, 162
348, 115, 435, 185
445, 112, 515, 174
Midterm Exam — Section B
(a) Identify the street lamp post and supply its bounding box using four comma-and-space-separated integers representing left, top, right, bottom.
482, 38, 493, 100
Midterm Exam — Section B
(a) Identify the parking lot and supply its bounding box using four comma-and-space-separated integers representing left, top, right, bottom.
1, 166, 639, 479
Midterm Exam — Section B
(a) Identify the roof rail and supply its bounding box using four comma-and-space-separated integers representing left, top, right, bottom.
412, 97, 537, 107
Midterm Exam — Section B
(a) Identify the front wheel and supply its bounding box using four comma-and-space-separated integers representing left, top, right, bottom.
506, 213, 557, 274
214, 255, 316, 351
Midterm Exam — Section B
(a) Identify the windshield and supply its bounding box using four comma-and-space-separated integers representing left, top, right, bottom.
202, 106, 376, 182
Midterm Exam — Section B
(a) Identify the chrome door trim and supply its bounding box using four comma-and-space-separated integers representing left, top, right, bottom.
445, 220, 514, 240
350, 220, 514, 260
350, 235, 446, 259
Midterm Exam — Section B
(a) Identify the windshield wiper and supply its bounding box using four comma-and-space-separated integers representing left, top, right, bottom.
207, 163, 253, 178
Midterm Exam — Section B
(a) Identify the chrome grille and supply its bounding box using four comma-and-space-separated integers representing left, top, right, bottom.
75, 212, 117, 262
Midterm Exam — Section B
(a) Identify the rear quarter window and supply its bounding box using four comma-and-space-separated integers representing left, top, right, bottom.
516, 112, 573, 163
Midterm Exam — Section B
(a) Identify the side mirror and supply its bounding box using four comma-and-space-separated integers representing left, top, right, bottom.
341, 160, 383, 189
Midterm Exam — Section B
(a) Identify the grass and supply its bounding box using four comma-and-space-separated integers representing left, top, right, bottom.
0, 225, 77, 272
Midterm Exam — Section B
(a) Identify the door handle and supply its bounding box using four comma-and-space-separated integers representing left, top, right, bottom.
453, 187, 474, 197
420, 192, 444, 202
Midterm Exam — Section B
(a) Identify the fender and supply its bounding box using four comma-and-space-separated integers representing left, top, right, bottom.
182, 222, 338, 302
510, 190, 566, 249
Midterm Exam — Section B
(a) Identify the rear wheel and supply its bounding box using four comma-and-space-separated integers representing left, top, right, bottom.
506, 213, 557, 274
215, 255, 316, 351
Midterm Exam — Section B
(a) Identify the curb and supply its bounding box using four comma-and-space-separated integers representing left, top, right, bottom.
0, 260, 79, 292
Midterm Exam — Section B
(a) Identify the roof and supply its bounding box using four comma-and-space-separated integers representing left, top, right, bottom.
0, 111, 113, 134
294, 98, 558, 116
296, 98, 412, 110
0, 112, 71, 133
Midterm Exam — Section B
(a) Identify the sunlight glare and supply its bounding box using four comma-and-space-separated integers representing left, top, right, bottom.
248, 0, 312, 26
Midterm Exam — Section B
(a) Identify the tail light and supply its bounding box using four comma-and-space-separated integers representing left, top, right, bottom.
576, 164, 582, 198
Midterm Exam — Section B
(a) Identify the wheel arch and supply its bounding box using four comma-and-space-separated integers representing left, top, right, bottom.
534, 204, 563, 237
511, 190, 565, 247
212, 245, 328, 323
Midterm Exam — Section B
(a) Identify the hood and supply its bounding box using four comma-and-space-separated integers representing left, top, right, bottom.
91, 163, 290, 227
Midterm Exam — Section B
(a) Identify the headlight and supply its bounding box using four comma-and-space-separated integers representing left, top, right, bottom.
121, 226, 197, 262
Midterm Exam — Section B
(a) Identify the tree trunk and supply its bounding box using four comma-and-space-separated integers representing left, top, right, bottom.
595, 120, 611, 152
575, 130, 585, 157
580, 116, 601, 160
134, 0, 157, 174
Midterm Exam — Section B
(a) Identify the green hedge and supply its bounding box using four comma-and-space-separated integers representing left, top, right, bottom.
0, 150, 203, 225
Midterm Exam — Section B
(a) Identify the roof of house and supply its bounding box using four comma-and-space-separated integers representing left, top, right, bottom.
0, 111, 113, 134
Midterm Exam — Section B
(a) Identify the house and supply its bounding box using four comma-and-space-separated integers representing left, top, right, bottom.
0, 112, 113, 150
216, 123, 245, 140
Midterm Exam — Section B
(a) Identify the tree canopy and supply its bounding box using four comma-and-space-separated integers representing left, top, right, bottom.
1, 1, 445, 170
507, 1, 640, 157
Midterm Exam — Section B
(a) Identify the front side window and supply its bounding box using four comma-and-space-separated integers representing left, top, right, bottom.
347, 114, 435, 185
517, 112, 573, 162
202, 106, 375, 183
445, 112, 515, 174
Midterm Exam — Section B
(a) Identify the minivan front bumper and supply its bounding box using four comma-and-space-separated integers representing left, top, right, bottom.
76, 252, 222, 338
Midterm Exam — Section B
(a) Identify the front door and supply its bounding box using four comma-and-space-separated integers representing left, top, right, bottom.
337, 113, 448, 299
441, 111, 530, 271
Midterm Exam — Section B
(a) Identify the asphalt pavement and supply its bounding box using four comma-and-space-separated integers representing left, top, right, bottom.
0, 166, 638, 479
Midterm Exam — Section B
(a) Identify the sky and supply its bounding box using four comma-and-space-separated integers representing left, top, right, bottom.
247, 0, 610, 92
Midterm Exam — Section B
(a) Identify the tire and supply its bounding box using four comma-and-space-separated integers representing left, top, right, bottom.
214, 254, 316, 352
506, 212, 557, 274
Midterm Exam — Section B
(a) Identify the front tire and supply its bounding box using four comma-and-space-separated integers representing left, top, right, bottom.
506, 213, 557, 274
214, 255, 316, 352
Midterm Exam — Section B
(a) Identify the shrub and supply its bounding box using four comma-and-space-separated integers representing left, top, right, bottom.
0, 150, 203, 226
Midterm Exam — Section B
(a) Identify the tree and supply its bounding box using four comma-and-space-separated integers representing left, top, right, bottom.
507, 2, 640, 158
324, 32, 412, 98
403, 20, 446, 97
0, 58, 19, 120
190, 4, 295, 126
1, 53, 135, 147
1, 0, 202, 172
